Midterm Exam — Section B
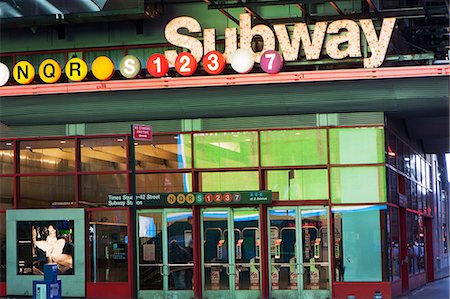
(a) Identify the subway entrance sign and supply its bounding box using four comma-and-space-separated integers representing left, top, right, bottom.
133, 124, 152, 141
107, 191, 272, 207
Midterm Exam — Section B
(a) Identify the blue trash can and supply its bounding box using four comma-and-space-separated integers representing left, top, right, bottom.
32, 264, 62, 299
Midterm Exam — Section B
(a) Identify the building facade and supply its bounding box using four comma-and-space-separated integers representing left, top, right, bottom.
0, 1, 448, 299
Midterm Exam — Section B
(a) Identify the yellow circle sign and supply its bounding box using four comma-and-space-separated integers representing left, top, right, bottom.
13, 61, 35, 84
167, 194, 176, 205
92, 56, 115, 81
186, 194, 195, 204
65, 58, 88, 82
177, 194, 186, 204
38, 59, 61, 83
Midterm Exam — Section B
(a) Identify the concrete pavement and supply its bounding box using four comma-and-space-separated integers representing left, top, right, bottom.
396, 276, 450, 299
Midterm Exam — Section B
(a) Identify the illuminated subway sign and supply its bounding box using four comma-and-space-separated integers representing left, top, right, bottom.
0, 14, 396, 87
164, 14, 396, 68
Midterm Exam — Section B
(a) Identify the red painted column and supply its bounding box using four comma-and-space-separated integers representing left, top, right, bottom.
192, 205, 202, 299
425, 217, 435, 282
399, 208, 409, 294
259, 204, 269, 299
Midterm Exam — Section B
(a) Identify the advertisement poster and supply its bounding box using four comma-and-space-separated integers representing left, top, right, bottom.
17, 220, 74, 275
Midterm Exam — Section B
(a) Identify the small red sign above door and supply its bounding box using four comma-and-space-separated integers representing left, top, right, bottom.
133, 124, 152, 141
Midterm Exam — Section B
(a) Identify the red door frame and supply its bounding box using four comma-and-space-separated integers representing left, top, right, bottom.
85, 207, 132, 299
399, 207, 409, 294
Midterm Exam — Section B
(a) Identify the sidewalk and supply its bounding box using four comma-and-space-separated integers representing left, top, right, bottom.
396, 276, 450, 299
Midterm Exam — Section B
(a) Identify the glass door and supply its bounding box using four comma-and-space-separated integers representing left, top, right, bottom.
269, 206, 331, 299
201, 208, 261, 299
137, 209, 193, 299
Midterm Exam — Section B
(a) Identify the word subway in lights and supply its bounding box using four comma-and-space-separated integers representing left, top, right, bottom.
0, 14, 396, 87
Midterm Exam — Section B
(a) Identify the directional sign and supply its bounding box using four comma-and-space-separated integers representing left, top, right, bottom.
107, 191, 272, 207
133, 124, 152, 141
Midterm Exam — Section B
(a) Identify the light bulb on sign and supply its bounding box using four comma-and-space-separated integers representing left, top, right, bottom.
230, 48, 254, 74
0, 63, 10, 86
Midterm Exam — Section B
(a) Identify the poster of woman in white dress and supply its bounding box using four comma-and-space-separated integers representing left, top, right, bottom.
17, 220, 74, 275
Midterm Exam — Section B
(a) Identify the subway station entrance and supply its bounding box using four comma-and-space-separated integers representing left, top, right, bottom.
134, 198, 331, 299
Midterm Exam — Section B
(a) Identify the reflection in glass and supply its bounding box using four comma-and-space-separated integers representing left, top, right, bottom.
261, 129, 327, 166
81, 138, 127, 172
194, 131, 258, 168
80, 174, 127, 207
89, 210, 128, 282
20, 140, 75, 173
200, 171, 258, 192
267, 170, 328, 201
0, 141, 14, 174
203, 210, 229, 290
167, 211, 193, 290
139, 212, 163, 290
135, 134, 191, 170
137, 173, 192, 193
0, 176, 14, 209
333, 205, 385, 282
19, 175, 75, 208
390, 208, 400, 280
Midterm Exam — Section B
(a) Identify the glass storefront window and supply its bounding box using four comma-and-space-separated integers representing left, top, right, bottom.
0, 141, 14, 174
386, 131, 397, 168
387, 169, 398, 205
260, 129, 327, 166
333, 205, 386, 282
81, 138, 127, 172
0, 176, 14, 209
199, 171, 259, 191
88, 210, 128, 282
19, 175, 75, 208
194, 131, 258, 168
329, 127, 385, 164
267, 169, 328, 200
80, 174, 127, 207
390, 208, 400, 280
330, 166, 386, 204
0, 212, 5, 282
20, 140, 75, 173
137, 173, 192, 193
135, 134, 191, 170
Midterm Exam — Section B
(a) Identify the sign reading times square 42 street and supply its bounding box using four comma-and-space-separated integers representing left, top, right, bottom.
107, 191, 272, 207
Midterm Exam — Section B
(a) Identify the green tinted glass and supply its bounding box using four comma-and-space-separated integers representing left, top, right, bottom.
329, 127, 385, 164
200, 171, 259, 191
261, 129, 327, 166
194, 131, 258, 168
333, 205, 385, 281
331, 166, 386, 203
267, 169, 329, 200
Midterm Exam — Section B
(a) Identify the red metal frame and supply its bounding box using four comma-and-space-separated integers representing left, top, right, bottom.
85, 207, 132, 299
0, 210, 5, 297
1, 65, 448, 97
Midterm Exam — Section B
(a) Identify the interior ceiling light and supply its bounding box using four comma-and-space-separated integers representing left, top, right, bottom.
6, 142, 12, 146
117, 138, 124, 142
60, 140, 66, 144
